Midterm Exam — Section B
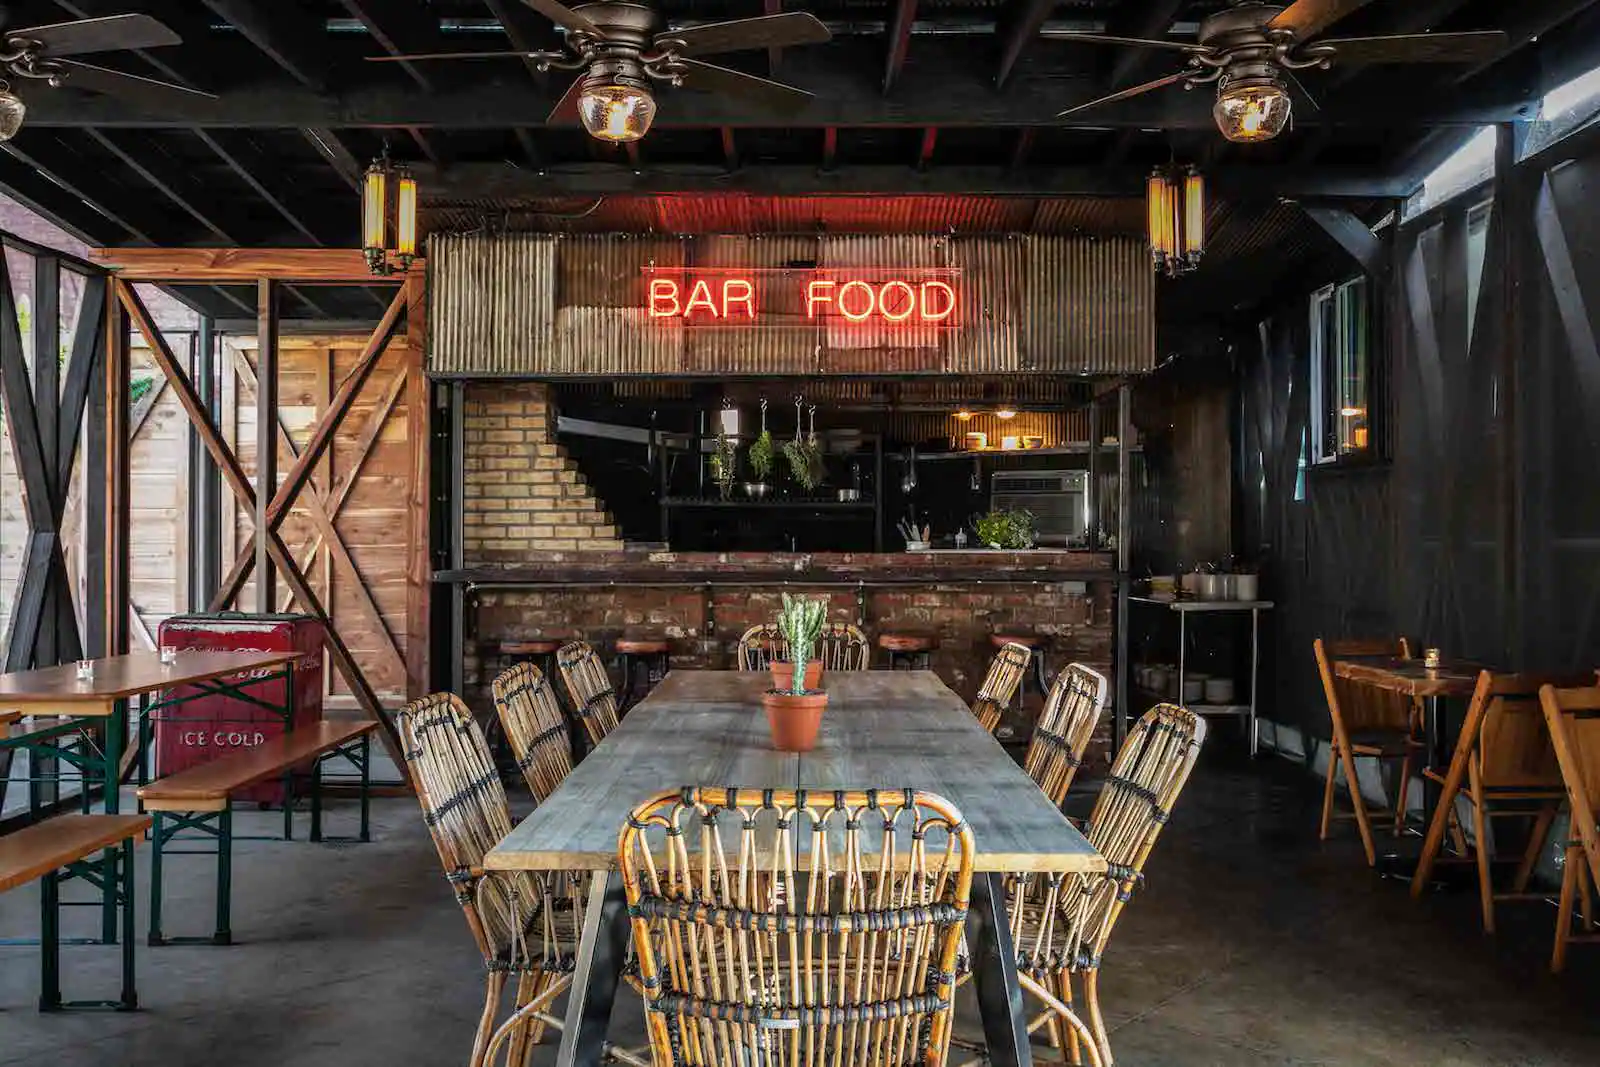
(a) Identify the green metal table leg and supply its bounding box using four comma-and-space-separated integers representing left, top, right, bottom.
282, 765, 295, 841
310, 747, 323, 843
100, 845, 118, 945
119, 838, 137, 1010
39, 869, 61, 1012
214, 805, 233, 946
104, 699, 124, 815
148, 812, 166, 946
359, 732, 371, 843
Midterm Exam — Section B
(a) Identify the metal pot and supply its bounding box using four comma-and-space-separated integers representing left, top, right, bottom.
1204, 677, 1236, 703
742, 482, 771, 500
1232, 573, 1260, 601
1182, 677, 1205, 704
1198, 573, 1227, 600
837, 488, 860, 502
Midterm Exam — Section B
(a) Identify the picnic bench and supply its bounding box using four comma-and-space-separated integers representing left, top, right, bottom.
136, 719, 377, 946
0, 813, 150, 1011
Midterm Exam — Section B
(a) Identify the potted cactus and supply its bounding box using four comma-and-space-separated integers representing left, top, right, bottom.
762, 593, 829, 751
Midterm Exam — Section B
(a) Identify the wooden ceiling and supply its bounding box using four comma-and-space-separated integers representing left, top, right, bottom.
1, 0, 1597, 319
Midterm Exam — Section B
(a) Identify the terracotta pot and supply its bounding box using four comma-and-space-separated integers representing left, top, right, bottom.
769, 660, 824, 692
762, 689, 829, 752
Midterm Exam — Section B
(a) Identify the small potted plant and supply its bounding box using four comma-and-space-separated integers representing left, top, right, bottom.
762, 593, 829, 751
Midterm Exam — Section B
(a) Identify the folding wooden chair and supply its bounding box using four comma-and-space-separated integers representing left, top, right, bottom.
1314, 637, 1423, 866
1539, 684, 1600, 973
1411, 670, 1594, 931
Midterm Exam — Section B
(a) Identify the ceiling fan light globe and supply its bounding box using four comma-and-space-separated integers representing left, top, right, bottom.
0, 90, 24, 141
1213, 80, 1291, 142
578, 82, 655, 142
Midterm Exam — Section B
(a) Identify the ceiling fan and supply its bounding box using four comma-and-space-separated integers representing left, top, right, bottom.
1051, 0, 1507, 142
0, 12, 214, 140
370, 0, 831, 143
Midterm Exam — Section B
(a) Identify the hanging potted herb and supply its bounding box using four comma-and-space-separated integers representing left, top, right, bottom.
762, 593, 829, 751
782, 398, 826, 493
744, 397, 774, 499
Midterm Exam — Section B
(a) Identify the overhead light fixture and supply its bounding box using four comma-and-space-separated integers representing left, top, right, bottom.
994, 407, 1018, 420
1147, 165, 1205, 277
953, 409, 975, 421
361, 150, 417, 276
577, 65, 656, 143
1213, 74, 1292, 143
0, 82, 24, 141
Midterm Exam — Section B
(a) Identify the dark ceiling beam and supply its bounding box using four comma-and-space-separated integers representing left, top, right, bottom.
417, 161, 1414, 198
193, 130, 328, 245
87, 130, 239, 244
916, 128, 938, 172
19, 64, 1542, 128
0, 146, 125, 246
822, 127, 838, 171
721, 128, 739, 172
514, 127, 543, 167
480, 0, 558, 83
334, 0, 448, 92
1302, 205, 1386, 275
198, 0, 332, 91
407, 127, 448, 168
1323, 0, 1474, 91
1455, 0, 1600, 84
765, 0, 785, 75
1105, 0, 1188, 89
884, 0, 919, 94
995, 0, 1058, 89
303, 128, 363, 191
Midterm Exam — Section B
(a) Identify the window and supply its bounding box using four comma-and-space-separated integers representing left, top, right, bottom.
1310, 276, 1371, 463
1465, 200, 1492, 346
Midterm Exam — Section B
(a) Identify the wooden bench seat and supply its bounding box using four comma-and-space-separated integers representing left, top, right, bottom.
0, 813, 149, 1011
137, 719, 377, 811
134, 718, 378, 947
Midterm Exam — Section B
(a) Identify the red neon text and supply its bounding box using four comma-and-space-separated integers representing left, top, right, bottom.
804, 279, 956, 324
648, 277, 757, 320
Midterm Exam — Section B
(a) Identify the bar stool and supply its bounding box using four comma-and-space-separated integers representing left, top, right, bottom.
615, 633, 672, 713
493, 639, 564, 774
991, 631, 1050, 703
877, 631, 939, 671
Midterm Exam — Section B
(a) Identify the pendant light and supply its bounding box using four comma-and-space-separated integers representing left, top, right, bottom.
1146, 165, 1205, 278
361, 149, 418, 276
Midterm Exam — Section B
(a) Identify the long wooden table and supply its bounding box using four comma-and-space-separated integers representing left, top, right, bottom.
488, 670, 1104, 1067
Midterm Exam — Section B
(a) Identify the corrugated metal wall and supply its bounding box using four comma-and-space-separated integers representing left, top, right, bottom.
428, 233, 1153, 377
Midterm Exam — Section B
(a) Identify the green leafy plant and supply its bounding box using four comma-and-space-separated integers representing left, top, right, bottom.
782, 436, 824, 491
711, 426, 737, 499
749, 428, 775, 481
777, 592, 827, 694
976, 508, 1037, 550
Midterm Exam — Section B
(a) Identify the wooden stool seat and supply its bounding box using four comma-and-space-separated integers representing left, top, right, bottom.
500, 638, 562, 656
615, 636, 671, 656
877, 632, 940, 654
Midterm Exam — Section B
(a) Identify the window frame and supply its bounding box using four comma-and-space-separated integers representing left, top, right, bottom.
1308, 274, 1377, 467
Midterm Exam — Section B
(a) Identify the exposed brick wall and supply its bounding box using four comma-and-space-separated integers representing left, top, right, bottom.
463, 383, 624, 559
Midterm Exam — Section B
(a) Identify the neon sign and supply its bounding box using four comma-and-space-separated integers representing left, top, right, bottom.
642, 268, 961, 329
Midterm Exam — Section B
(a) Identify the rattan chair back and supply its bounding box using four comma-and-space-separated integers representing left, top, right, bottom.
492, 662, 575, 805
1024, 663, 1108, 806
557, 639, 621, 746
736, 621, 871, 672
972, 642, 1032, 733
620, 786, 975, 1067
397, 692, 538, 963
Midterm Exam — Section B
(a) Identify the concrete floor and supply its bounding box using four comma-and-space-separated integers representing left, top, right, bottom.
3, 756, 1599, 1067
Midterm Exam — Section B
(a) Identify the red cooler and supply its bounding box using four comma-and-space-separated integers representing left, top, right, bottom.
155, 612, 325, 805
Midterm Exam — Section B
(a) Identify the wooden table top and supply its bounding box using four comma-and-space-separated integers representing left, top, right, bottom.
487, 670, 1105, 875
0, 649, 302, 713
1332, 657, 1482, 698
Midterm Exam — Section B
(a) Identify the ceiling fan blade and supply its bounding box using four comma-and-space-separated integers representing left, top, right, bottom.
546, 77, 585, 124
1056, 72, 1187, 119
367, 50, 557, 63
1267, 0, 1377, 41
658, 13, 830, 58
51, 60, 216, 102
1041, 32, 1206, 54
677, 60, 812, 114
1319, 31, 1508, 65
7, 14, 180, 56
518, 0, 602, 39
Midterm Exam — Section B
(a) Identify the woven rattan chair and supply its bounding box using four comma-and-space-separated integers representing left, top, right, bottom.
972, 642, 1033, 734
1024, 664, 1109, 807
398, 692, 577, 1067
1314, 637, 1423, 866
492, 662, 575, 805
620, 786, 976, 1067
558, 639, 622, 747
1539, 684, 1600, 972
1004, 704, 1206, 1067
735, 621, 871, 671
